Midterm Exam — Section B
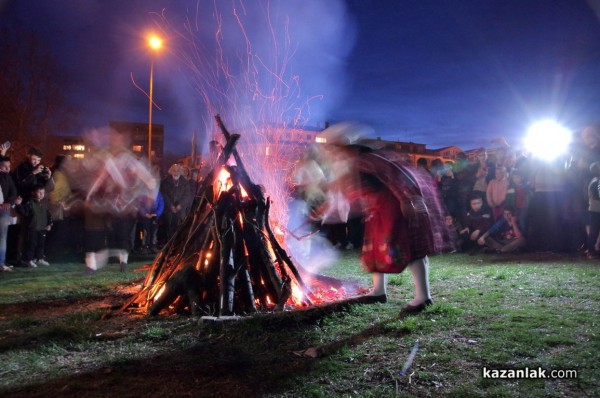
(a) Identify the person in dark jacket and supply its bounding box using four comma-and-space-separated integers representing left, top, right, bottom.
135, 189, 165, 254
13, 147, 54, 200
463, 194, 494, 253
0, 150, 22, 271
160, 164, 193, 240
15, 185, 52, 267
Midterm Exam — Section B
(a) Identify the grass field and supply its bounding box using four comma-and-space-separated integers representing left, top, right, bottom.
0, 251, 598, 397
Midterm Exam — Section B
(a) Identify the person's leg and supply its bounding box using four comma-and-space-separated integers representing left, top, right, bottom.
371, 272, 387, 296
405, 256, 432, 307
0, 213, 10, 265
587, 211, 600, 257
34, 231, 44, 260
21, 229, 37, 265
500, 237, 526, 253
34, 231, 49, 265
484, 236, 504, 251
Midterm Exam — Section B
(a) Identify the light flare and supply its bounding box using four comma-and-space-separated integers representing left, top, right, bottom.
524, 120, 571, 161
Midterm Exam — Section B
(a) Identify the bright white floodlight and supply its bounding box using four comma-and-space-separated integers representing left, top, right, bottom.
524, 120, 571, 161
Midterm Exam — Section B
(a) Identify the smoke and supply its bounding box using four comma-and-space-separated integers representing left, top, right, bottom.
153, 0, 355, 151
2, 0, 355, 154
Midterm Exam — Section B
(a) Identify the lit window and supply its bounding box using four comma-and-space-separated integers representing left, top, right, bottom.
73, 145, 85, 151
73, 154, 85, 159
63, 145, 72, 150
265, 146, 270, 156
132, 145, 143, 152
316, 137, 326, 143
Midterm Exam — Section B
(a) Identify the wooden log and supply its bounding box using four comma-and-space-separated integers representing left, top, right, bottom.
148, 265, 205, 316
215, 191, 237, 316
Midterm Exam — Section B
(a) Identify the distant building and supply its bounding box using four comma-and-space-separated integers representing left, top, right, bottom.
347, 137, 460, 167
46, 135, 88, 162
109, 121, 164, 163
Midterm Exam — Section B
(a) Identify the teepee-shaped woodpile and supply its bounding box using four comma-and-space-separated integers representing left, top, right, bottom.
124, 116, 350, 316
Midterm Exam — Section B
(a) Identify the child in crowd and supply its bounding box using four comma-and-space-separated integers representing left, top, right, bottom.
477, 206, 526, 253
464, 195, 494, 253
16, 186, 52, 267
445, 214, 467, 253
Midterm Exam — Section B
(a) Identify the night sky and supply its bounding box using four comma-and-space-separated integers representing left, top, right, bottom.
2, 0, 599, 153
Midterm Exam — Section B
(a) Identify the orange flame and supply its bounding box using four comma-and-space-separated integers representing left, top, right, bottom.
214, 168, 233, 198
154, 284, 166, 301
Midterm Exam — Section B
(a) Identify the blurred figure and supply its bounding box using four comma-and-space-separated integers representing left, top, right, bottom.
46, 155, 74, 260
83, 204, 109, 274
303, 123, 448, 315
62, 127, 157, 272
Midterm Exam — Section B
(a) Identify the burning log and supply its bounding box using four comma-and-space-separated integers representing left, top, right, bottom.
124, 116, 332, 317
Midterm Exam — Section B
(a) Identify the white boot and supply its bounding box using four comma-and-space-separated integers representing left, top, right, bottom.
95, 249, 109, 270
85, 252, 97, 271
119, 250, 129, 265
407, 256, 432, 306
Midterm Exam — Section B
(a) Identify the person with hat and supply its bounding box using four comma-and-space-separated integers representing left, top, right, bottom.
160, 164, 193, 240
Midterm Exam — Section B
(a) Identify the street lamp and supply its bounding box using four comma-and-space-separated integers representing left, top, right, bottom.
147, 34, 162, 161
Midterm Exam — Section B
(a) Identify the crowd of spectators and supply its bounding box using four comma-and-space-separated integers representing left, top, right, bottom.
309, 122, 600, 259
0, 130, 202, 273
3, 122, 600, 273
435, 122, 600, 257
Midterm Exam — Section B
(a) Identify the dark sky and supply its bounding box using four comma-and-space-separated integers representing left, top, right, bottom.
2, 0, 600, 153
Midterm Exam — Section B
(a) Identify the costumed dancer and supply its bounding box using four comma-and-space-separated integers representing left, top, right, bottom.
309, 123, 449, 315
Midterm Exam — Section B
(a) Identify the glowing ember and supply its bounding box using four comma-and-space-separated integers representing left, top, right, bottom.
153, 285, 166, 301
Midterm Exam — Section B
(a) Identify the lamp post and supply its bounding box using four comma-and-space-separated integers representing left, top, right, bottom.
147, 35, 162, 161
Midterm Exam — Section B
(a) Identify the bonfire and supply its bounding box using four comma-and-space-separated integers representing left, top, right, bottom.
123, 116, 361, 317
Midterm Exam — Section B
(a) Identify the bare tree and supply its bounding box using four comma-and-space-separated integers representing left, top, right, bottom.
0, 29, 74, 155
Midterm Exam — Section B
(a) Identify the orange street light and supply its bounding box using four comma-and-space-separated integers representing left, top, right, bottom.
147, 35, 163, 161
